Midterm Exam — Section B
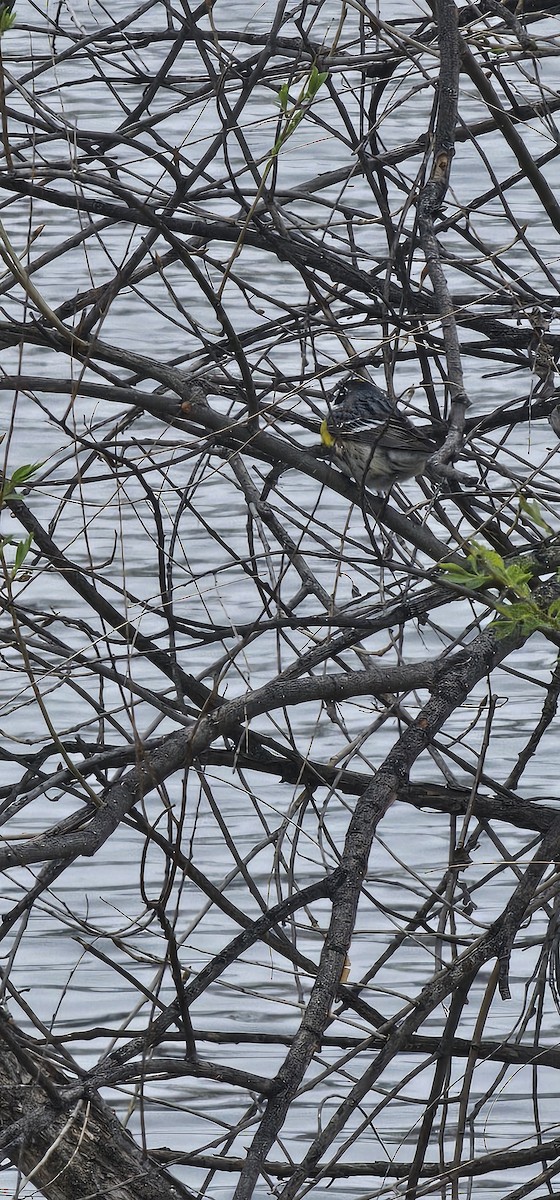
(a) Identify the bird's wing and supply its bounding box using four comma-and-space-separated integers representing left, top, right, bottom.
335, 412, 437, 449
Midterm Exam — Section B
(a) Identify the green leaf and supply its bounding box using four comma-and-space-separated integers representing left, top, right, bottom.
441, 541, 539, 604
13, 531, 33, 574
286, 109, 305, 137
10, 461, 43, 487
473, 545, 506, 576
519, 495, 553, 534
306, 67, 328, 98
491, 593, 560, 639
272, 68, 328, 156
0, 7, 15, 35
440, 561, 493, 590
277, 82, 290, 114
1, 460, 43, 502
503, 563, 532, 597
492, 605, 541, 638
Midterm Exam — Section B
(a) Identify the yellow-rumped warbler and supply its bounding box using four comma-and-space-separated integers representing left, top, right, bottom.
320, 378, 446, 492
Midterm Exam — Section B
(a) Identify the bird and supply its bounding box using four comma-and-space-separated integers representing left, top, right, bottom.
320, 377, 447, 493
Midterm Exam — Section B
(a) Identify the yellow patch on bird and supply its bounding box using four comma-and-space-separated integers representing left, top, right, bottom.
320, 418, 335, 447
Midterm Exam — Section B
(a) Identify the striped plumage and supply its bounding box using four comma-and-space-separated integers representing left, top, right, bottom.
320, 378, 446, 493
